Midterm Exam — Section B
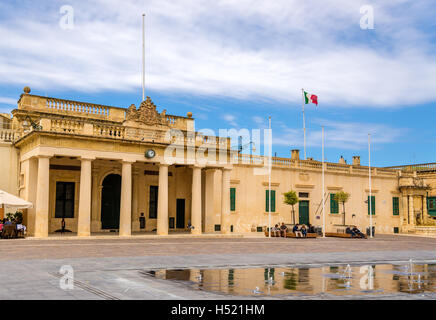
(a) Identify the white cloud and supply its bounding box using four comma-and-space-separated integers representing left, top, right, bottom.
223, 114, 238, 127
273, 119, 403, 150
0, 97, 17, 105
0, 0, 435, 107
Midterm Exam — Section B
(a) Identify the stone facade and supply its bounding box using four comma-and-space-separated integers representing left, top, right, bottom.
1, 88, 436, 237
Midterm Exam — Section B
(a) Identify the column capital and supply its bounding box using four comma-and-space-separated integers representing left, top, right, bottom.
159, 162, 170, 167
80, 156, 96, 161
121, 160, 135, 165
36, 155, 51, 159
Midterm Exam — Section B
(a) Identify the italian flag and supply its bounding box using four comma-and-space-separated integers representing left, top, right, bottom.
304, 91, 318, 106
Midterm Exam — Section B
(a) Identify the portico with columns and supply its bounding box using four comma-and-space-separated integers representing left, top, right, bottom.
12, 89, 233, 238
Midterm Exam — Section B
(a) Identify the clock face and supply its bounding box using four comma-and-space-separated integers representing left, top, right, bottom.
145, 149, 156, 159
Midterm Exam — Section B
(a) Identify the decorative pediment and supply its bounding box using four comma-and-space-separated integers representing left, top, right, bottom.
125, 97, 168, 127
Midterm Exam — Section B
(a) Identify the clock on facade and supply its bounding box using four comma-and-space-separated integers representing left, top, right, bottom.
145, 149, 156, 159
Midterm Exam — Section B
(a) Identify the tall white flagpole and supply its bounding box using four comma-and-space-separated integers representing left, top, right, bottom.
142, 13, 146, 101
302, 89, 306, 160
369, 133, 373, 238
322, 126, 326, 238
268, 116, 272, 238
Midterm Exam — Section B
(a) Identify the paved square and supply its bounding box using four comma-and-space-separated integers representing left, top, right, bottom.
1, 234, 436, 299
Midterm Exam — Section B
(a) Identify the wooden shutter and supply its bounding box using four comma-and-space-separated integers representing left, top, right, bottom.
230, 188, 236, 212
330, 194, 339, 214
265, 190, 276, 212
393, 197, 399, 215
368, 196, 375, 215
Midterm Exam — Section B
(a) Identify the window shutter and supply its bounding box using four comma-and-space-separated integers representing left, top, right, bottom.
230, 188, 236, 212
368, 196, 375, 215
330, 194, 338, 214
271, 190, 276, 212
265, 190, 269, 212
265, 190, 276, 212
393, 197, 399, 216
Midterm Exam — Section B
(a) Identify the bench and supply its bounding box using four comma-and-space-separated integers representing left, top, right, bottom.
325, 232, 366, 239
265, 231, 318, 238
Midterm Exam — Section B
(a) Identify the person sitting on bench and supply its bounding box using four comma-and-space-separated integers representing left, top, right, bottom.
280, 223, 288, 238
307, 223, 315, 234
352, 226, 365, 238
272, 224, 281, 237
293, 224, 303, 237
346, 226, 357, 237
301, 225, 308, 238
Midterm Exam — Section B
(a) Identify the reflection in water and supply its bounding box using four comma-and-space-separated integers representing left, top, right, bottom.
145, 263, 436, 297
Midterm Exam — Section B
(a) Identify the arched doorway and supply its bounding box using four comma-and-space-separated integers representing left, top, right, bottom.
101, 174, 121, 230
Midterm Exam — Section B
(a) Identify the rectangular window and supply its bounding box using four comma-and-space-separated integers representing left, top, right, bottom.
55, 182, 75, 218
230, 188, 236, 212
393, 197, 399, 216
330, 194, 339, 214
149, 186, 158, 219
428, 197, 436, 217
299, 192, 309, 198
368, 196, 375, 215
265, 190, 276, 212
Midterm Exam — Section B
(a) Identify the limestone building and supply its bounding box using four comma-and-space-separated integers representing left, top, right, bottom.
1, 87, 435, 237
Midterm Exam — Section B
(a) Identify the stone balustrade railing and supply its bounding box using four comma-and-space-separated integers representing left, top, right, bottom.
0, 129, 19, 142
46, 98, 110, 117
18, 94, 193, 131
233, 154, 399, 176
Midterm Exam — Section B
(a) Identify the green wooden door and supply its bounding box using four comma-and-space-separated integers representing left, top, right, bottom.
299, 201, 310, 225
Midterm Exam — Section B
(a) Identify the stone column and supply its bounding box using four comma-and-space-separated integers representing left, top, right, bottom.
204, 169, 216, 234
157, 164, 169, 235
401, 195, 408, 226
77, 158, 93, 237
34, 156, 50, 238
408, 195, 415, 226
221, 168, 231, 234
119, 161, 133, 236
131, 168, 140, 232
22, 158, 38, 235
191, 166, 202, 234
423, 195, 428, 225
91, 167, 100, 232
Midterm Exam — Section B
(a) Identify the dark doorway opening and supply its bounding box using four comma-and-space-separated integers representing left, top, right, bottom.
101, 174, 121, 230
176, 199, 185, 229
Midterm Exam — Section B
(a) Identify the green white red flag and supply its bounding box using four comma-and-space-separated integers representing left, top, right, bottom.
304, 91, 318, 106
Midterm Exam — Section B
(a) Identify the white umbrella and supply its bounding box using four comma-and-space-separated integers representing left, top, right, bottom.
0, 190, 33, 209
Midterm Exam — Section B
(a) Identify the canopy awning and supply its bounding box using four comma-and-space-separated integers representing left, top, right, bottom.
0, 190, 33, 209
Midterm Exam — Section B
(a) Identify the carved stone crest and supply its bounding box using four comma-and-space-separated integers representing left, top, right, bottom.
125, 97, 168, 126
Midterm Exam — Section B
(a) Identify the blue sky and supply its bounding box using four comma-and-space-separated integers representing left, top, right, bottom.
1, 0, 436, 167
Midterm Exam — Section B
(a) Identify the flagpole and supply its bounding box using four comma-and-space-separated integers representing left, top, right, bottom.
368, 133, 373, 238
268, 116, 272, 238
322, 126, 326, 238
302, 89, 307, 160
142, 13, 146, 101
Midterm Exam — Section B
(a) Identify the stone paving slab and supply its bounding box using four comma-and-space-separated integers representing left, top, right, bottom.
0, 235, 435, 300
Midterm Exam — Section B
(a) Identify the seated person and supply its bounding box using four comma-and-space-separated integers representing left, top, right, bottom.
187, 220, 194, 230
280, 223, 288, 238
301, 224, 308, 237
16, 223, 27, 234
0, 221, 3, 232
293, 224, 303, 237
272, 224, 281, 237
4, 219, 12, 226
307, 223, 315, 234
345, 226, 357, 237
352, 226, 365, 238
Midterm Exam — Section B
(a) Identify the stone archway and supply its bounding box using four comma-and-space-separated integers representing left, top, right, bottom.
101, 174, 121, 230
